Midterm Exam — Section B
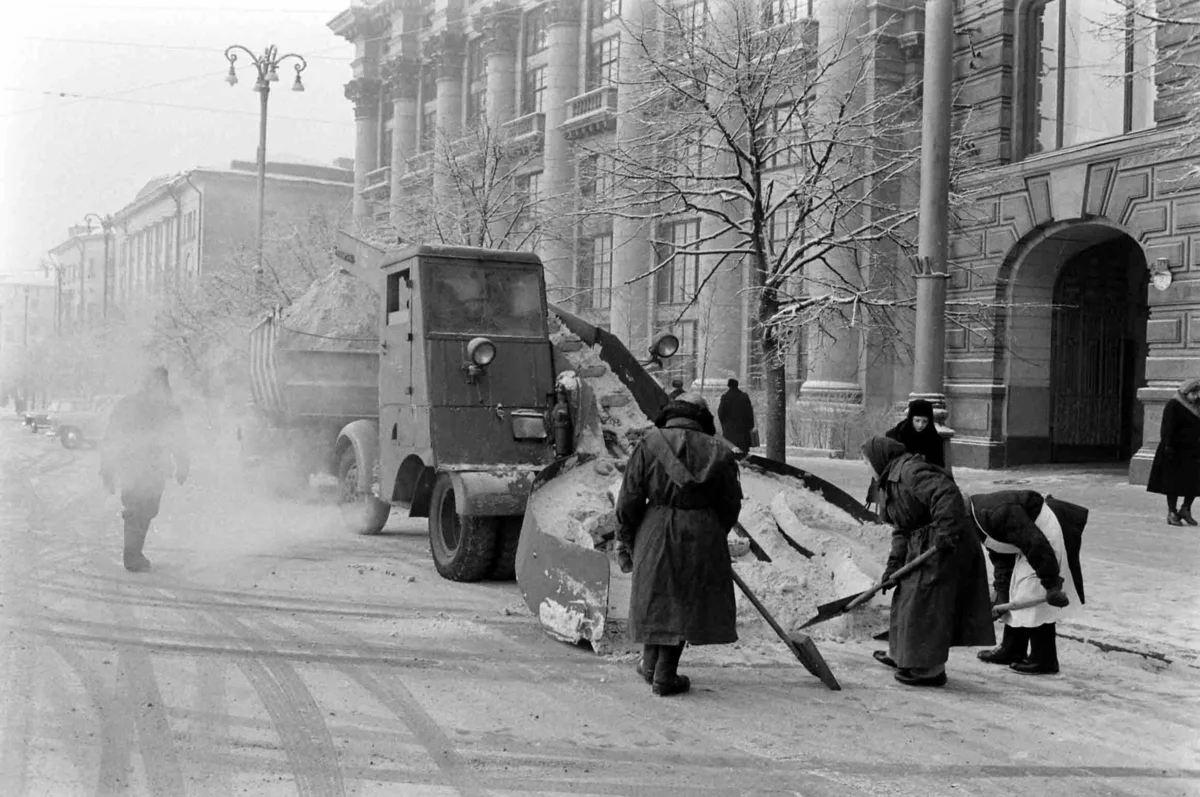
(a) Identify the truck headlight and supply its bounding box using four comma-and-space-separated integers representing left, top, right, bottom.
649, 332, 679, 360
467, 337, 496, 367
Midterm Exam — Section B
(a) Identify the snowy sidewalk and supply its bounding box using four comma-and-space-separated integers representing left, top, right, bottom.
787, 457, 1200, 668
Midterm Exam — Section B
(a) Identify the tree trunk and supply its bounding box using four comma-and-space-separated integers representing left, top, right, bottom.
758, 288, 787, 463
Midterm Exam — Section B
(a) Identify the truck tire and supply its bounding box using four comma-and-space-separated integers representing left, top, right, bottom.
338, 448, 390, 535
488, 517, 522, 581
60, 427, 81, 450
429, 475, 499, 582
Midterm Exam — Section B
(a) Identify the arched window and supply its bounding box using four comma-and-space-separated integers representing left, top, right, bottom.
1024, 0, 1156, 156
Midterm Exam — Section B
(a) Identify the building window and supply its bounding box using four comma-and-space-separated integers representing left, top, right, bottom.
655, 218, 702, 304
671, 0, 708, 51
522, 66, 546, 115
514, 171, 543, 231
589, 36, 620, 89
580, 154, 614, 201
596, 0, 621, 24
762, 0, 808, 26
525, 6, 548, 55
467, 36, 487, 128
1025, 0, 1155, 155
766, 103, 804, 169
586, 234, 614, 309
421, 108, 437, 151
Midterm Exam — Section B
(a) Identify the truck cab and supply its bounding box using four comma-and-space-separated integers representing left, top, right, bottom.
337, 245, 558, 581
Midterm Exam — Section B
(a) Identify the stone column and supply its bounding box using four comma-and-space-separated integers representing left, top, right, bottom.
478, 4, 520, 126
384, 58, 421, 227
429, 31, 465, 209
540, 0, 582, 300
345, 77, 382, 224
609, 0, 652, 350
797, 253, 863, 452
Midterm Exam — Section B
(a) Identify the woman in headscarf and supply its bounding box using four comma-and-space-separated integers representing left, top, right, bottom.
885, 399, 945, 469
1146, 378, 1200, 526
615, 394, 742, 697
861, 436, 994, 687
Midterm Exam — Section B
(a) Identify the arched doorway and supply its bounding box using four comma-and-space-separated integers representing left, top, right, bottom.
1049, 236, 1148, 462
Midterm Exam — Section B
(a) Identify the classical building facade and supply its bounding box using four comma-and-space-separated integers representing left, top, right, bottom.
329, 0, 1200, 482
47, 225, 108, 330
0, 274, 57, 406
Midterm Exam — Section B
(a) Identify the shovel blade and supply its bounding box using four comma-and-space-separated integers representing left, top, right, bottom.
797, 590, 869, 630
787, 633, 841, 691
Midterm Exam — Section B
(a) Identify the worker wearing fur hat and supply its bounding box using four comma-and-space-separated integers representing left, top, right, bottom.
615, 393, 742, 697
966, 491, 1087, 675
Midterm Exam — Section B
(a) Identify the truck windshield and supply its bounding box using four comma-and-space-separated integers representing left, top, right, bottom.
425, 264, 545, 337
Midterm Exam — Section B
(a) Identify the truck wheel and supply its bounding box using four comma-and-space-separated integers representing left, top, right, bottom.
60, 428, 81, 450
338, 448, 390, 535
488, 517, 522, 581
429, 475, 498, 582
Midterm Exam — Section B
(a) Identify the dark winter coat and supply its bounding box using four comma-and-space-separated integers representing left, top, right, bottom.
1147, 395, 1200, 497
884, 414, 945, 468
717, 387, 756, 452
616, 419, 743, 646
101, 391, 189, 493
968, 490, 1087, 604
864, 437, 994, 669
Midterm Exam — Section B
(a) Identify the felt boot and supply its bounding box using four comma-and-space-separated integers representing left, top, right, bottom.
1011, 623, 1059, 674
637, 645, 659, 684
978, 624, 1029, 665
123, 518, 151, 572
652, 643, 690, 697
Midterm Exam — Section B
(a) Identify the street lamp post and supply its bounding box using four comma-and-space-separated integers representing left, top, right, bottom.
83, 213, 114, 320
223, 44, 307, 293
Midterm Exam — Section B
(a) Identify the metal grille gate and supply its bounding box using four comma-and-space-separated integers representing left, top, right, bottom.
1049, 242, 1136, 461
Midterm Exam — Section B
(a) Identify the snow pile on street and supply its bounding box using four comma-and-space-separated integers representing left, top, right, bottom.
525, 456, 622, 551
277, 267, 379, 353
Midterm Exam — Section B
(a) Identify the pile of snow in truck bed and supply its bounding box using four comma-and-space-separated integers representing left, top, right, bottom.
277, 267, 379, 353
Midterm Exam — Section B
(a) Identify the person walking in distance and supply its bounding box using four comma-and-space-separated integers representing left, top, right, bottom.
100, 367, 190, 572
615, 394, 742, 697
966, 490, 1086, 675
668, 377, 686, 399
862, 436, 994, 687
717, 378, 756, 455
1146, 378, 1200, 526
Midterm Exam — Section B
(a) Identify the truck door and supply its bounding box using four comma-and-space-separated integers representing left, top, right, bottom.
380, 268, 415, 496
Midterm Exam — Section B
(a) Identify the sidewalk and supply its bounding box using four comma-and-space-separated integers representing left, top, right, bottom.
788, 456, 1200, 668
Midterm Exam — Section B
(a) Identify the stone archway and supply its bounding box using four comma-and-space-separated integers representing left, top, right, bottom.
1001, 220, 1148, 465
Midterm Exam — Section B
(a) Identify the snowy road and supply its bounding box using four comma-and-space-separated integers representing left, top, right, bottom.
1, 420, 1197, 796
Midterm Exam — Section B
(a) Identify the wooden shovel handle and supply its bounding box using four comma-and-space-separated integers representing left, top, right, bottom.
844, 547, 940, 612
992, 596, 1047, 616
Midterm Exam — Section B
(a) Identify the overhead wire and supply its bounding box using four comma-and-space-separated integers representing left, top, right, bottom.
20, 36, 352, 60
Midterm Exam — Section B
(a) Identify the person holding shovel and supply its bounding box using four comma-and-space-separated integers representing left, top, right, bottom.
861, 436, 993, 687
966, 490, 1086, 675
615, 394, 742, 697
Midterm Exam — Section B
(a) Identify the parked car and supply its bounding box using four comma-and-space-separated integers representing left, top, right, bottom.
25, 398, 89, 435
49, 394, 121, 449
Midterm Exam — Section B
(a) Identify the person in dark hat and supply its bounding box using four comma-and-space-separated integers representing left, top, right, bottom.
885, 399, 945, 469
616, 393, 742, 697
717, 378, 756, 454
965, 490, 1086, 675
668, 377, 686, 400
100, 366, 190, 572
861, 436, 994, 687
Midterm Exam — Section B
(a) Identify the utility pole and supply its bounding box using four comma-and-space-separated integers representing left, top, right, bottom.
223, 44, 307, 296
911, 0, 955, 463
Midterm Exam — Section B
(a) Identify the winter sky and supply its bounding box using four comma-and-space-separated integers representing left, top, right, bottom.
0, 0, 358, 278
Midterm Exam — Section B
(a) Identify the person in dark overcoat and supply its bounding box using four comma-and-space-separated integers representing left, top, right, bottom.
966, 490, 1086, 675
861, 436, 994, 687
667, 378, 685, 399
1146, 378, 1200, 526
615, 394, 742, 697
100, 367, 190, 572
885, 399, 945, 468
717, 378, 756, 454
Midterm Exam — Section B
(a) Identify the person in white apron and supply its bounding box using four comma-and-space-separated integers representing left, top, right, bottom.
965, 491, 1087, 675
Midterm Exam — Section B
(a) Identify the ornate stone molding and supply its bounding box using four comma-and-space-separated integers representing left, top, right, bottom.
475, 3, 520, 57
383, 57, 422, 101
898, 30, 924, 60
546, 0, 583, 28
344, 77, 382, 118
426, 30, 466, 80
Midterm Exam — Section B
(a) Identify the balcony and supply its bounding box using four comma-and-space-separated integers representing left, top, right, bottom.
502, 112, 546, 153
405, 151, 434, 176
362, 165, 391, 201
561, 85, 619, 140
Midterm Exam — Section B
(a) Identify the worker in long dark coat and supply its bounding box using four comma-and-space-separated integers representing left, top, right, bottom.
1146, 378, 1200, 526
100, 367, 190, 572
615, 394, 742, 697
717, 378, 756, 454
862, 436, 994, 687
966, 490, 1086, 675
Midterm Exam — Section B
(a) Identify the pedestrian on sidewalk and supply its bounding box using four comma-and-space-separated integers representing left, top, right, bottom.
100, 366, 190, 572
862, 436, 994, 687
965, 490, 1087, 675
1146, 378, 1200, 526
615, 394, 742, 697
717, 378, 756, 456
866, 399, 950, 511
668, 377, 685, 399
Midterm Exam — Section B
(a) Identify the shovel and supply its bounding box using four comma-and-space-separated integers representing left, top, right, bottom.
797, 547, 939, 630
731, 568, 841, 691
873, 596, 1054, 642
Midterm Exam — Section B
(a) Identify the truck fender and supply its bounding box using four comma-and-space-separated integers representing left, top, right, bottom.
444, 470, 537, 517
335, 419, 380, 496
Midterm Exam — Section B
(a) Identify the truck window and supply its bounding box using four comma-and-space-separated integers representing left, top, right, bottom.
425, 264, 544, 337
